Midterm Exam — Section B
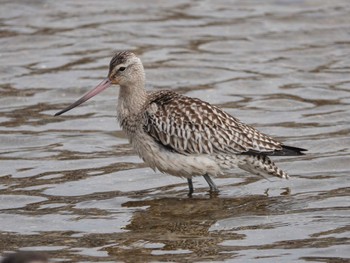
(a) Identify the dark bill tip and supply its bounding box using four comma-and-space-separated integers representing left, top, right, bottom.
54, 78, 111, 116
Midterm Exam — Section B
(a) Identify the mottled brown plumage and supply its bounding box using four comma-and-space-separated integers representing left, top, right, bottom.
144, 90, 283, 155
55, 51, 307, 195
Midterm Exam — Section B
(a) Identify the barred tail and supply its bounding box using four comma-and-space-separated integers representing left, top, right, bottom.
237, 154, 288, 179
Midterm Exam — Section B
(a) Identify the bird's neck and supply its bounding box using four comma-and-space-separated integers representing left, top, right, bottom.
117, 82, 147, 124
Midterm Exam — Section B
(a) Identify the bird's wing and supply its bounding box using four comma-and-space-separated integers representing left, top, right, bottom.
143, 91, 282, 155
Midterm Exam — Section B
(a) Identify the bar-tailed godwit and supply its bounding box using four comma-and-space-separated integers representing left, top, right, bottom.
55, 51, 306, 195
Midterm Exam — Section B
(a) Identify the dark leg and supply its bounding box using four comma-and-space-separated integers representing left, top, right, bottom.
203, 174, 219, 192
187, 178, 194, 196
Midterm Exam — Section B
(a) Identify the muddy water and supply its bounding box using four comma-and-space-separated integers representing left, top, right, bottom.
0, 0, 349, 262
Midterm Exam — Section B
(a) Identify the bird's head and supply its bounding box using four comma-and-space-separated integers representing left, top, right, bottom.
108, 51, 145, 87
55, 51, 144, 116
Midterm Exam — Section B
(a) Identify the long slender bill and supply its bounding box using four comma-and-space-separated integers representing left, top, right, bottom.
55, 78, 112, 116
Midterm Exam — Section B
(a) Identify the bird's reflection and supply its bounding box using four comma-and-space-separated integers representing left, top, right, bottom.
104, 190, 290, 262
1, 251, 49, 263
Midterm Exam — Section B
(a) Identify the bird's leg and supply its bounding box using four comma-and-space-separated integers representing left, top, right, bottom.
203, 174, 219, 192
187, 178, 194, 196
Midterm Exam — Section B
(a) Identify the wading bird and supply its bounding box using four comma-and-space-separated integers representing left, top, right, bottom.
55, 51, 306, 195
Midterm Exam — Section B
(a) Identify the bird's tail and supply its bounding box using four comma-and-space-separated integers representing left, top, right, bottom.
237, 154, 288, 179
273, 145, 307, 156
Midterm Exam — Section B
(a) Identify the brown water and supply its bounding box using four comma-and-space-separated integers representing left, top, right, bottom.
0, 0, 349, 262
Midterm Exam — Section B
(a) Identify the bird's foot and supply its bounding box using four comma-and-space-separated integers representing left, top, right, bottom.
187, 178, 194, 197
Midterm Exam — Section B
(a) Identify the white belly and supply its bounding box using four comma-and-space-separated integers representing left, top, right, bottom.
130, 132, 222, 178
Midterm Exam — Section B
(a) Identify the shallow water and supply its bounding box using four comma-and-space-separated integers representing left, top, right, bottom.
0, 0, 349, 262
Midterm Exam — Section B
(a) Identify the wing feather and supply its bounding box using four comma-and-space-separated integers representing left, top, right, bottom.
143, 91, 283, 155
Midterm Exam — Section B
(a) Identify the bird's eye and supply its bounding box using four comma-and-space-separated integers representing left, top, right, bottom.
119, 67, 126, 72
